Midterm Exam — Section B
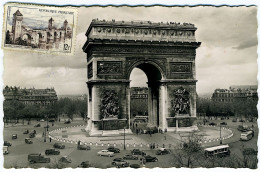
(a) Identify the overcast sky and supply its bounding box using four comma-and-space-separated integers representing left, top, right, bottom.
3, 6, 257, 96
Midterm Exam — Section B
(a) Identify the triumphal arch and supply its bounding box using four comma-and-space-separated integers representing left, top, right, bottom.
82, 19, 201, 136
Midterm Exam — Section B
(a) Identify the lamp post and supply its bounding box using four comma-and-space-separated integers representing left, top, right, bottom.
124, 127, 126, 150
220, 124, 222, 144
44, 127, 47, 142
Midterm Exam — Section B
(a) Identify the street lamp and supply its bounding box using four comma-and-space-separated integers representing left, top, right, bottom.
220, 124, 222, 144
123, 127, 126, 150
44, 127, 47, 142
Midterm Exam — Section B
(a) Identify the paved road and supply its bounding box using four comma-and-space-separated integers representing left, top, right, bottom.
3, 117, 258, 168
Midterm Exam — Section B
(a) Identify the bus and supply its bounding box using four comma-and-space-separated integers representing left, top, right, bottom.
240, 130, 254, 141
134, 116, 148, 123
204, 144, 230, 157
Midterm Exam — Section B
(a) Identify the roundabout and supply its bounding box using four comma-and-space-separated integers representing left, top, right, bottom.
48, 124, 234, 149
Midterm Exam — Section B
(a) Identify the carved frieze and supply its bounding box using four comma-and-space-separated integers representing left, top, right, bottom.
97, 61, 122, 75
170, 62, 192, 74
100, 89, 119, 119
92, 45, 195, 55
88, 62, 93, 78
171, 87, 190, 117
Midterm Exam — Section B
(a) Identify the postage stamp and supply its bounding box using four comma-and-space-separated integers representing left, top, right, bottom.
2, 3, 78, 55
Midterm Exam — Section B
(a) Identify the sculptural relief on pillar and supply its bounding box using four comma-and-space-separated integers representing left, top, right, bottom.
171, 87, 190, 116
100, 89, 119, 119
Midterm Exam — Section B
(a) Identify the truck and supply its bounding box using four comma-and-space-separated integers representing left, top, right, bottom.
3, 146, 9, 155
28, 153, 50, 164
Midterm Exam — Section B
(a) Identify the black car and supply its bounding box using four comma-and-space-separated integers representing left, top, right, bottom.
4, 141, 12, 147
131, 149, 146, 155
209, 122, 217, 126
107, 146, 120, 153
45, 148, 60, 155
78, 161, 90, 168
123, 154, 138, 160
34, 123, 41, 127
49, 119, 55, 122
29, 133, 35, 138
53, 143, 65, 149
130, 164, 141, 168
156, 148, 170, 155
220, 122, 227, 125
77, 144, 91, 150
239, 119, 245, 122
141, 155, 158, 162
232, 118, 237, 122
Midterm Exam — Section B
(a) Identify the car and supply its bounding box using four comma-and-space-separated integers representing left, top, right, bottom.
4, 141, 12, 147
156, 148, 170, 155
97, 150, 115, 157
40, 119, 45, 122
78, 161, 91, 168
123, 154, 138, 160
77, 144, 91, 150
3, 146, 9, 155
44, 125, 50, 128
248, 118, 254, 122
131, 149, 146, 155
239, 119, 245, 122
232, 118, 237, 122
23, 130, 29, 134
237, 125, 248, 132
209, 122, 217, 126
141, 155, 158, 162
53, 143, 65, 149
220, 122, 227, 125
29, 133, 35, 138
130, 164, 141, 168
221, 117, 225, 120
111, 158, 129, 167
107, 146, 120, 153
203, 119, 209, 123
34, 123, 41, 127
28, 153, 50, 164
59, 156, 72, 163
49, 119, 55, 122
25, 138, 33, 144
64, 119, 71, 124
243, 148, 258, 155
45, 148, 60, 155
12, 134, 17, 139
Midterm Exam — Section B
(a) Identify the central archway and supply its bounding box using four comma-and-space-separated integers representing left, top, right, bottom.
128, 61, 164, 129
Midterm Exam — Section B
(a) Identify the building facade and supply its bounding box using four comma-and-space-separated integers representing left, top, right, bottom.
130, 87, 148, 118
211, 85, 258, 102
3, 86, 58, 106
6, 9, 72, 49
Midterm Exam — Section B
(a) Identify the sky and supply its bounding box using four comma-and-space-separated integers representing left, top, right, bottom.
3, 6, 258, 96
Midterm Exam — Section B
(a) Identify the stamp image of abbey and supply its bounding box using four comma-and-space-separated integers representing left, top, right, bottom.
5, 9, 72, 50
82, 19, 201, 136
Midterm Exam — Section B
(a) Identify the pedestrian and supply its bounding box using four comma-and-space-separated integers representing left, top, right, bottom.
149, 131, 152, 137
42, 132, 44, 137
136, 129, 138, 135
49, 137, 52, 142
34, 130, 36, 134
